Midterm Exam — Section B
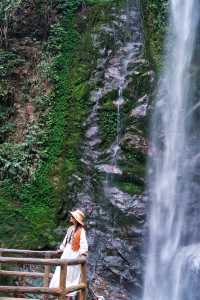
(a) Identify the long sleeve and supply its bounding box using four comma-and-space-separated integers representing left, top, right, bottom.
59, 226, 74, 251
59, 233, 67, 251
79, 228, 88, 256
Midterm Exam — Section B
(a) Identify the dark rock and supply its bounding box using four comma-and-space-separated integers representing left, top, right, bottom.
57, 1, 152, 299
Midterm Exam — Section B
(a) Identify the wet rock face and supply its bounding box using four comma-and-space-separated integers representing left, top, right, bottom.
59, 1, 154, 299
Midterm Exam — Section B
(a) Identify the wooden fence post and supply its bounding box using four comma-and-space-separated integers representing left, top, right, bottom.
59, 263, 67, 300
0, 251, 2, 270
43, 253, 51, 300
79, 262, 87, 300
0, 251, 87, 299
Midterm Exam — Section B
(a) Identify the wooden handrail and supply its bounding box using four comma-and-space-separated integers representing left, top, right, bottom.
0, 248, 87, 300
0, 248, 58, 257
0, 284, 86, 294
0, 270, 52, 278
0, 256, 86, 266
0, 286, 60, 295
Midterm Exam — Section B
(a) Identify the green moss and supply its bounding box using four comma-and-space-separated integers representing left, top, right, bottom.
123, 70, 151, 101
102, 90, 118, 103
115, 180, 144, 195
119, 147, 146, 178
100, 110, 118, 147
0, 184, 52, 248
0, 2, 81, 248
0, 0, 122, 248
0, 0, 151, 248
142, 0, 168, 70
99, 90, 119, 148
86, 0, 115, 4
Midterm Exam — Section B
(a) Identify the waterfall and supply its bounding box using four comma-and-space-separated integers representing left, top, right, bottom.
143, 1, 200, 300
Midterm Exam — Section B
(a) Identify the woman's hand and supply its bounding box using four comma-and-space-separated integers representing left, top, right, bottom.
79, 253, 87, 259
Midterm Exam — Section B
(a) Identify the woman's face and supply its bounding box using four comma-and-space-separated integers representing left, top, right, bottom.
69, 215, 77, 225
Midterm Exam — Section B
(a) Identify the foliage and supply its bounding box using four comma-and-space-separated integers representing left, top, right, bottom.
0, 50, 24, 77
0, 0, 103, 248
0, 0, 23, 47
0, 123, 46, 182
100, 109, 118, 148
0, 50, 25, 136
85, 0, 114, 4
0, 188, 56, 248
0, 104, 15, 141
142, 0, 168, 69
0, 48, 17, 138
0, 0, 150, 249
115, 180, 144, 195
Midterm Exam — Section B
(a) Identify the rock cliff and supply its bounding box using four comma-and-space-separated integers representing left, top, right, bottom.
0, 0, 167, 298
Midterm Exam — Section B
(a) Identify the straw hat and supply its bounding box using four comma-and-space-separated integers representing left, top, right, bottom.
70, 209, 85, 226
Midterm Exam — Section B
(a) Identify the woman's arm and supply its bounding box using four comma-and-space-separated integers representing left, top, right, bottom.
79, 228, 88, 256
59, 234, 67, 251
59, 226, 74, 251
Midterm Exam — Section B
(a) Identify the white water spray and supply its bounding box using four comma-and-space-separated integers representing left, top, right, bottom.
143, 1, 200, 300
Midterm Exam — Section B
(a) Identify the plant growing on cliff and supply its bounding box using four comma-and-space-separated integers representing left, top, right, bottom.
0, 49, 24, 77
142, 0, 168, 68
0, 0, 100, 248
0, 0, 22, 48
0, 0, 134, 249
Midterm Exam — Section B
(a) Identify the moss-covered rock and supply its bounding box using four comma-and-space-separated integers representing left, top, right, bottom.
141, 0, 168, 69
99, 90, 118, 147
115, 179, 144, 195
0, 0, 133, 248
0, 0, 160, 298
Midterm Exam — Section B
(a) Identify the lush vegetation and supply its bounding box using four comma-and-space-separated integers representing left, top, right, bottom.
0, 0, 121, 248
0, 0, 23, 47
0, 0, 89, 248
0, 0, 167, 248
142, 0, 168, 69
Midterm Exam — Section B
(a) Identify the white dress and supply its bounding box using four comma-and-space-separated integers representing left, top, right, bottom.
49, 225, 88, 295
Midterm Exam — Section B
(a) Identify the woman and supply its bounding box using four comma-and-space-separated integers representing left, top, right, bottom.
50, 209, 88, 299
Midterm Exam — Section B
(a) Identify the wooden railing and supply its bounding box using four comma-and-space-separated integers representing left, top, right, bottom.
0, 248, 87, 300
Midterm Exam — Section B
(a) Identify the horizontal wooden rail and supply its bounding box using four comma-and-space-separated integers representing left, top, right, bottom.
0, 256, 86, 266
0, 248, 87, 300
0, 297, 38, 300
0, 286, 60, 295
0, 248, 58, 257
0, 298, 39, 300
0, 270, 53, 278
0, 283, 86, 294
63, 283, 86, 293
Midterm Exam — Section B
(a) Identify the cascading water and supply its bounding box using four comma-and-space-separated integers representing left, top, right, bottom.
143, 1, 200, 300
112, 86, 123, 165
71, 0, 150, 298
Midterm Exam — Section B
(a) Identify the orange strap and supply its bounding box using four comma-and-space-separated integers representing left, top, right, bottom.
71, 227, 82, 251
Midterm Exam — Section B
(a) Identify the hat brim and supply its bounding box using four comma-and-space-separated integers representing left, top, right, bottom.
70, 211, 84, 226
